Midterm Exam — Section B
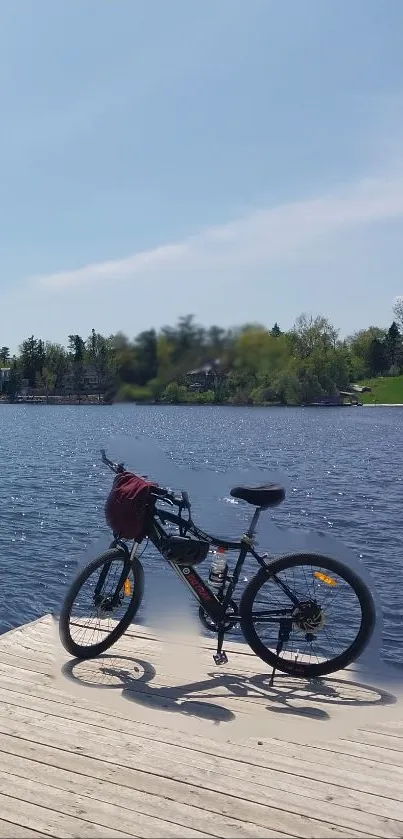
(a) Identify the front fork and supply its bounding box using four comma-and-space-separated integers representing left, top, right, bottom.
94, 540, 137, 608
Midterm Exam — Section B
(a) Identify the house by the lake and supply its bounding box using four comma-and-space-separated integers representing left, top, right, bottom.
186, 360, 225, 392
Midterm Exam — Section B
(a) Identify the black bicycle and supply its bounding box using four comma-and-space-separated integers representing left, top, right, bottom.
59, 450, 376, 682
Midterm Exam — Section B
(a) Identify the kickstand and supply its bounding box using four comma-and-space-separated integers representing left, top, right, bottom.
269, 619, 292, 687
213, 628, 228, 666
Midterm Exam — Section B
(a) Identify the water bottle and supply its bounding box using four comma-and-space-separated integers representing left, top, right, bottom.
209, 556, 227, 590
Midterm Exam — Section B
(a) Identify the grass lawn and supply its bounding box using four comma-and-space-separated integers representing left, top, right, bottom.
359, 375, 403, 404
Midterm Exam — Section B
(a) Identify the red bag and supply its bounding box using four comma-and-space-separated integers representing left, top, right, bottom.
104, 471, 157, 541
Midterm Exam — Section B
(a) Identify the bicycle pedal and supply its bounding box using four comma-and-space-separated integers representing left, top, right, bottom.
213, 652, 228, 666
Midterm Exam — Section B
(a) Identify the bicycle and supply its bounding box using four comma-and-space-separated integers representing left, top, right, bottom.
59, 450, 376, 683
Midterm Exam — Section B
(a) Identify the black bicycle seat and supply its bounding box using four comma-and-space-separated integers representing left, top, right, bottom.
230, 484, 285, 509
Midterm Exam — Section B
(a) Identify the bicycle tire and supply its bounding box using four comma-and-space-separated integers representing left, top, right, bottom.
59, 547, 144, 659
239, 552, 376, 679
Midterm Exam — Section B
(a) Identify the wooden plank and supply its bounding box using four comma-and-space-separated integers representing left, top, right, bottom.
0, 770, 213, 839
5, 663, 402, 802
13, 642, 400, 748
344, 730, 403, 752
1, 648, 399, 756
0, 819, 47, 838
0, 750, 284, 839
51, 619, 398, 714
294, 737, 403, 769
0, 625, 53, 651
0, 729, 400, 830
4, 615, 394, 723
0, 615, 51, 639
0, 791, 134, 838
2, 615, 402, 839
0, 734, 367, 839
1, 676, 402, 788
365, 722, 403, 739
5, 615, 399, 695
0, 632, 52, 654
0, 736, 293, 839
0, 703, 400, 837
0, 665, 52, 690
0, 660, 383, 759
1, 656, 403, 789
0, 649, 52, 676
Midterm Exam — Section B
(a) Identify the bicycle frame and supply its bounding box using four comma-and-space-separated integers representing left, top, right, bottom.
100, 449, 300, 651
146, 502, 289, 628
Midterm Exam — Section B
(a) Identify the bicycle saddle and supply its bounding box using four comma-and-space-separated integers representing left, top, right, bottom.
230, 483, 285, 509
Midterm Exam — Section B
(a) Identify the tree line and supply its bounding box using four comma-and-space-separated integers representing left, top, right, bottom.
1, 301, 403, 405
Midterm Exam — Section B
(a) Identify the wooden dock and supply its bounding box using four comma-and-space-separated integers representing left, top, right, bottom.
0, 614, 402, 838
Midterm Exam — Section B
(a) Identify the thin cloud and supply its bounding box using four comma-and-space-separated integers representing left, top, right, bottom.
32, 174, 403, 293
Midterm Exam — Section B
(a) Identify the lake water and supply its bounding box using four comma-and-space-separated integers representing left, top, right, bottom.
1, 404, 402, 666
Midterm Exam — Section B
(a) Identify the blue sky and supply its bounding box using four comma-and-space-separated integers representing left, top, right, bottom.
1, 0, 403, 352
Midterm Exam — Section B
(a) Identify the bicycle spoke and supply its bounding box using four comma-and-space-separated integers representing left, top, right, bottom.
248, 557, 365, 672
68, 558, 135, 650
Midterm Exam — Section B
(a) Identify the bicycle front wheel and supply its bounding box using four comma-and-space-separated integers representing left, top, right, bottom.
59, 547, 144, 659
239, 553, 376, 679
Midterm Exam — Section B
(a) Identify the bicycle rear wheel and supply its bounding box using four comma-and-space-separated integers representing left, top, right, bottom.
59, 547, 144, 659
240, 553, 376, 679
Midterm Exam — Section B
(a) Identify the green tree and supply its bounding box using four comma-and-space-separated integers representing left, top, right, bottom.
368, 337, 388, 376
44, 342, 68, 391
305, 344, 349, 391
272, 372, 300, 405
234, 326, 291, 377
132, 329, 158, 385
392, 297, 403, 331
20, 336, 44, 388
207, 325, 227, 356
385, 322, 402, 370
162, 381, 187, 403
291, 314, 338, 358
346, 327, 387, 379
68, 334, 85, 399
5, 360, 22, 400
297, 370, 325, 404
87, 329, 114, 397
176, 315, 199, 355
36, 367, 57, 401
10, 307, 403, 406
0, 347, 10, 365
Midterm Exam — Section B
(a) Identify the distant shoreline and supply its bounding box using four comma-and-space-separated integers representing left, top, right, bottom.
1, 398, 402, 408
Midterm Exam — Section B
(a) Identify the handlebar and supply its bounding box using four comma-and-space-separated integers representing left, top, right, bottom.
100, 449, 190, 510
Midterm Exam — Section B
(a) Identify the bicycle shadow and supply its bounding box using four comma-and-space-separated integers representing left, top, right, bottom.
61, 653, 397, 728
61, 655, 235, 723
